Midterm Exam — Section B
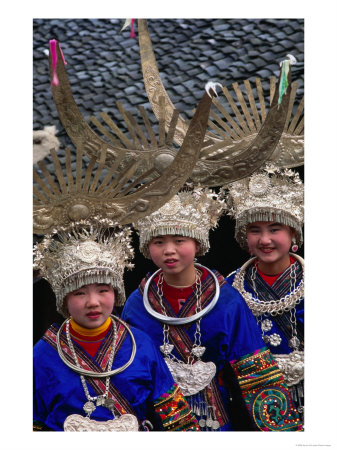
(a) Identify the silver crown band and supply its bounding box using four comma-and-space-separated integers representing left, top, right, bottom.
136, 188, 225, 258
223, 166, 304, 250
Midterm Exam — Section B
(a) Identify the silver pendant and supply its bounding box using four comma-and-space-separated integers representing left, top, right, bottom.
273, 350, 304, 386
96, 396, 106, 407
64, 413, 139, 431
289, 336, 300, 349
199, 418, 206, 428
206, 417, 213, 428
160, 343, 174, 355
261, 319, 273, 332
104, 398, 116, 411
191, 346, 206, 358
95, 396, 115, 412
83, 401, 96, 416
212, 420, 220, 430
164, 359, 216, 396
268, 333, 282, 346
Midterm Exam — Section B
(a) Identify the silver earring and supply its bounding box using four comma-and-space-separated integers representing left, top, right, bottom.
291, 237, 298, 252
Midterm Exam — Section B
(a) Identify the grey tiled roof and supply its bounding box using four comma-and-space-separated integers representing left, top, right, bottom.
33, 18, 304, 145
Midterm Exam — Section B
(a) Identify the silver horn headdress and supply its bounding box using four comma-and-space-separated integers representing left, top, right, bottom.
138, 19, 303, 187
33, 40, 217, 234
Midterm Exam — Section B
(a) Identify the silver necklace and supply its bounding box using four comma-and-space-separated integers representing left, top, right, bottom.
232, 253, 304, 317
56, 314, 137, 376
143, 263, 220, 324
56, 315, 139, 431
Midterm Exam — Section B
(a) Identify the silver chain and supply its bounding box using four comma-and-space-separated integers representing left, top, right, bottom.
191, 276, 203, 363
244, 259, 302, 350
250, 266, 268, 339
233, 255, 304, 316
157, 269, 203, 364
288, 264, 299, 349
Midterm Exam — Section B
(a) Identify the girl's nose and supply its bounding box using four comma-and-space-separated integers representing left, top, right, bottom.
259, 232, 271, 244
163, 242, 176, 255
86, 293, 100, 306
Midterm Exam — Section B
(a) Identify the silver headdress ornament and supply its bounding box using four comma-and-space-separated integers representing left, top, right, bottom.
35, 40, 219, 236
34, 40, 218, 313
222, 165, 304, 249
135, 187, 225, 258
65, 20, 298, 189
33, 220, 134, 316
137, 19, 303, 187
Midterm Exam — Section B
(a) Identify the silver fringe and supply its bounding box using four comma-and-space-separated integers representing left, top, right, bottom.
235, 208, 303, 250
56, 269, 126, 317
140, 225, 210, 258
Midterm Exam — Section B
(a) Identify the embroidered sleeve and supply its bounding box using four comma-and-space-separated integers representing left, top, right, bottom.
230, 348, 303, 431
153, 383, 200, 431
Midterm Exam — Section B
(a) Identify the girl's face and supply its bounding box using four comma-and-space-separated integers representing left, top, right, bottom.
148, 235, 200, 278
246, 221, 295, 271
65, 283, 115, 329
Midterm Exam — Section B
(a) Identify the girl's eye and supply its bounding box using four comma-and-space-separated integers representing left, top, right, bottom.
74, 291, 85, 296
270, 228, 280, 233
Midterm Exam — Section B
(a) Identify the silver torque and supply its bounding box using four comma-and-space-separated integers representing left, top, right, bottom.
143, 264, 220, 325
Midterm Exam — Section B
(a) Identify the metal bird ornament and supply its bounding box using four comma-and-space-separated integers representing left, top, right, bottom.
137, 19, 304, 187
33, 40, 218, 234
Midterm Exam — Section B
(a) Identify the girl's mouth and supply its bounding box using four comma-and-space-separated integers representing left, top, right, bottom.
259, 247, 274, 254
164, 259, 178, 268
87, 312, 101, 319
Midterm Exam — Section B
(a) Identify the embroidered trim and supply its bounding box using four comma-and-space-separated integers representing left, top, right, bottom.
154, 383, 200, 431
230, 348, 303, 431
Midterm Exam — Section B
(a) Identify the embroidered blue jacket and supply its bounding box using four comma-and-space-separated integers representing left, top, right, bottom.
122, 268, 302, 431
33, 323, 199, 431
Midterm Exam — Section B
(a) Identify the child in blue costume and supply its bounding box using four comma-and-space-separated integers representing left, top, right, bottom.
223, 166, 304, 421
33, 224, 199, 431
122, 187, 302, 431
